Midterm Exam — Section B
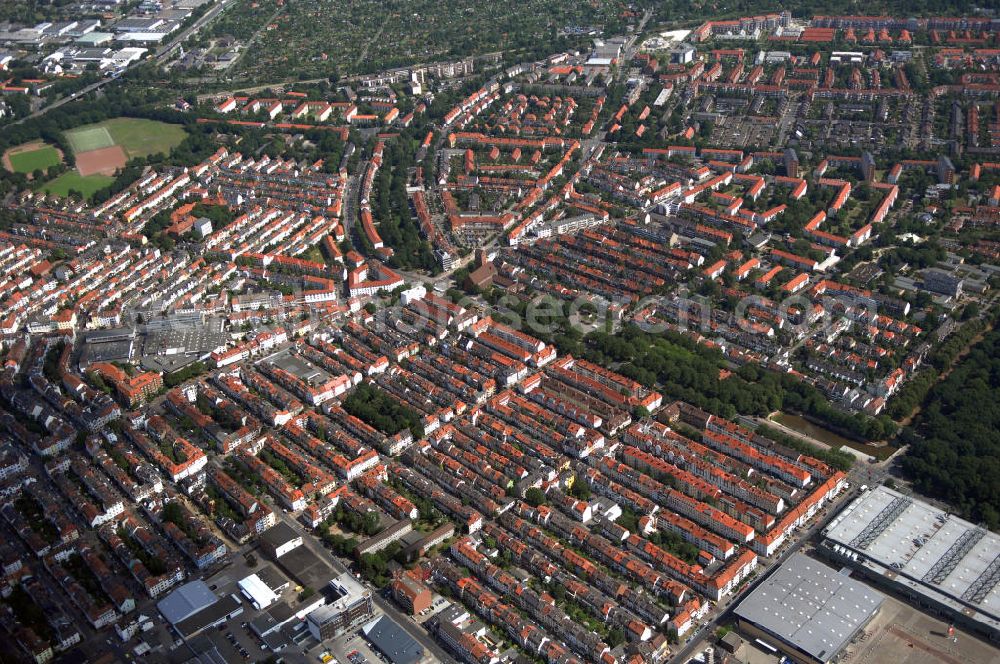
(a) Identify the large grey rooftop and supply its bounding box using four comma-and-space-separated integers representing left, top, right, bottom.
734, 553, 884, 663
157, 579, 218, 624
362, 615, 424, 664
823, 485, 1000, 621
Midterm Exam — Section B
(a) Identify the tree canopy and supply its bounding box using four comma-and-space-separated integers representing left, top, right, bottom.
342, 382, 424, 438
582, 324, 896, 442
900, 327, 1000, 530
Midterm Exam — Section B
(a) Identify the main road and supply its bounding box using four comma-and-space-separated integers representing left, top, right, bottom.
13, 0, 235, 124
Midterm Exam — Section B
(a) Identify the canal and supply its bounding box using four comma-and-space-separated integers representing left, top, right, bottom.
770, 412, 896, 460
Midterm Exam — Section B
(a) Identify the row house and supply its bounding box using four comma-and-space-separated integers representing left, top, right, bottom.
357, 467, 418, 520
670, 471, 763, 540
86, 363, 163, 407
80, 545, 135, 615
214, 372, 294, 427
447, 538, 613, 663
125, 422, 207, 483
649, 510, 736, 561
520, 502, 693, 606
389, 462, 484, 534
51, 455, 124, 528
625, 424, 784, 515
87, 437, 163, 503
432, 559, 585, 664
702, 428, 811, 487
498, 510, 670, 626
45, 555, 117, 629
484, 520, 654, 641
99, 511, 185, 598
258, 359, 350, 406
287, 420, 381, 482
237, 448, 307, 511
264, 437, 338, 496
208, 467, 276, 536
751, 471, 847, 556
155, 499, 227, 569
427, 430, 516, 498
300, 486, 347, 529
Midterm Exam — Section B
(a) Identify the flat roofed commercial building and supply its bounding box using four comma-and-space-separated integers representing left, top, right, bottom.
156, 580, 218, 625
256, 564, 290, 594
305, 573, 374, 640
250, 601, 298, 639
174, 595, 243, 639
733, 553, 884, 664
260, 521, 303, 559
821, 485, 1000, 641
362, 615, 424, 664
238, 573, 278, 610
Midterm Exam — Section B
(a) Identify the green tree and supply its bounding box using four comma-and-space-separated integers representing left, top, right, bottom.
524, 487, 546, 507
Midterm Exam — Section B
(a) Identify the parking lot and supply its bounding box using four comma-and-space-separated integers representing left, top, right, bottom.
412, 596, 451, 626
204, 618, 269, 662
328, 628, 393, 664
190, 560, 294, 661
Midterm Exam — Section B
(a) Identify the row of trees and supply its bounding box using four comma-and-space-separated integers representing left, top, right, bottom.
754, 424, 856, 472
583, 324, 897, 442
371, 135, 439, 272
329, 507, 381, 537
929, 317, 987, 371
886, 316, 990, 420
164, 361, 208, 388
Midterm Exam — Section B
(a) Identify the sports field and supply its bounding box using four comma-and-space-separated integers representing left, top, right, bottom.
65, 118, 187, 160
41, 118, 187, 198
39, 172, 115, 199
65, 125, 115, 153
3, 142, 63, 174
76, 145, 127, 177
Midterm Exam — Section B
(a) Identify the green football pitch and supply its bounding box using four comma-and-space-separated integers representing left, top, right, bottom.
65, 126, 115, 153
7, 144, 62, 173
64, 118, 187, 158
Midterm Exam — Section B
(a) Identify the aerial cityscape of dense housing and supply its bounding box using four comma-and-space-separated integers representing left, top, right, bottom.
1, 1, 1000, 664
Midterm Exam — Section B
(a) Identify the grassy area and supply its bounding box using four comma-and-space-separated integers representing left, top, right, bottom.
343, 382, 424, 438
104, 117, 188, 159
65, 125, 115, 153
39, 172, 115, 199
301, 245, 326, 264
7, 143, 62, 173
65, 118, 188, 158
